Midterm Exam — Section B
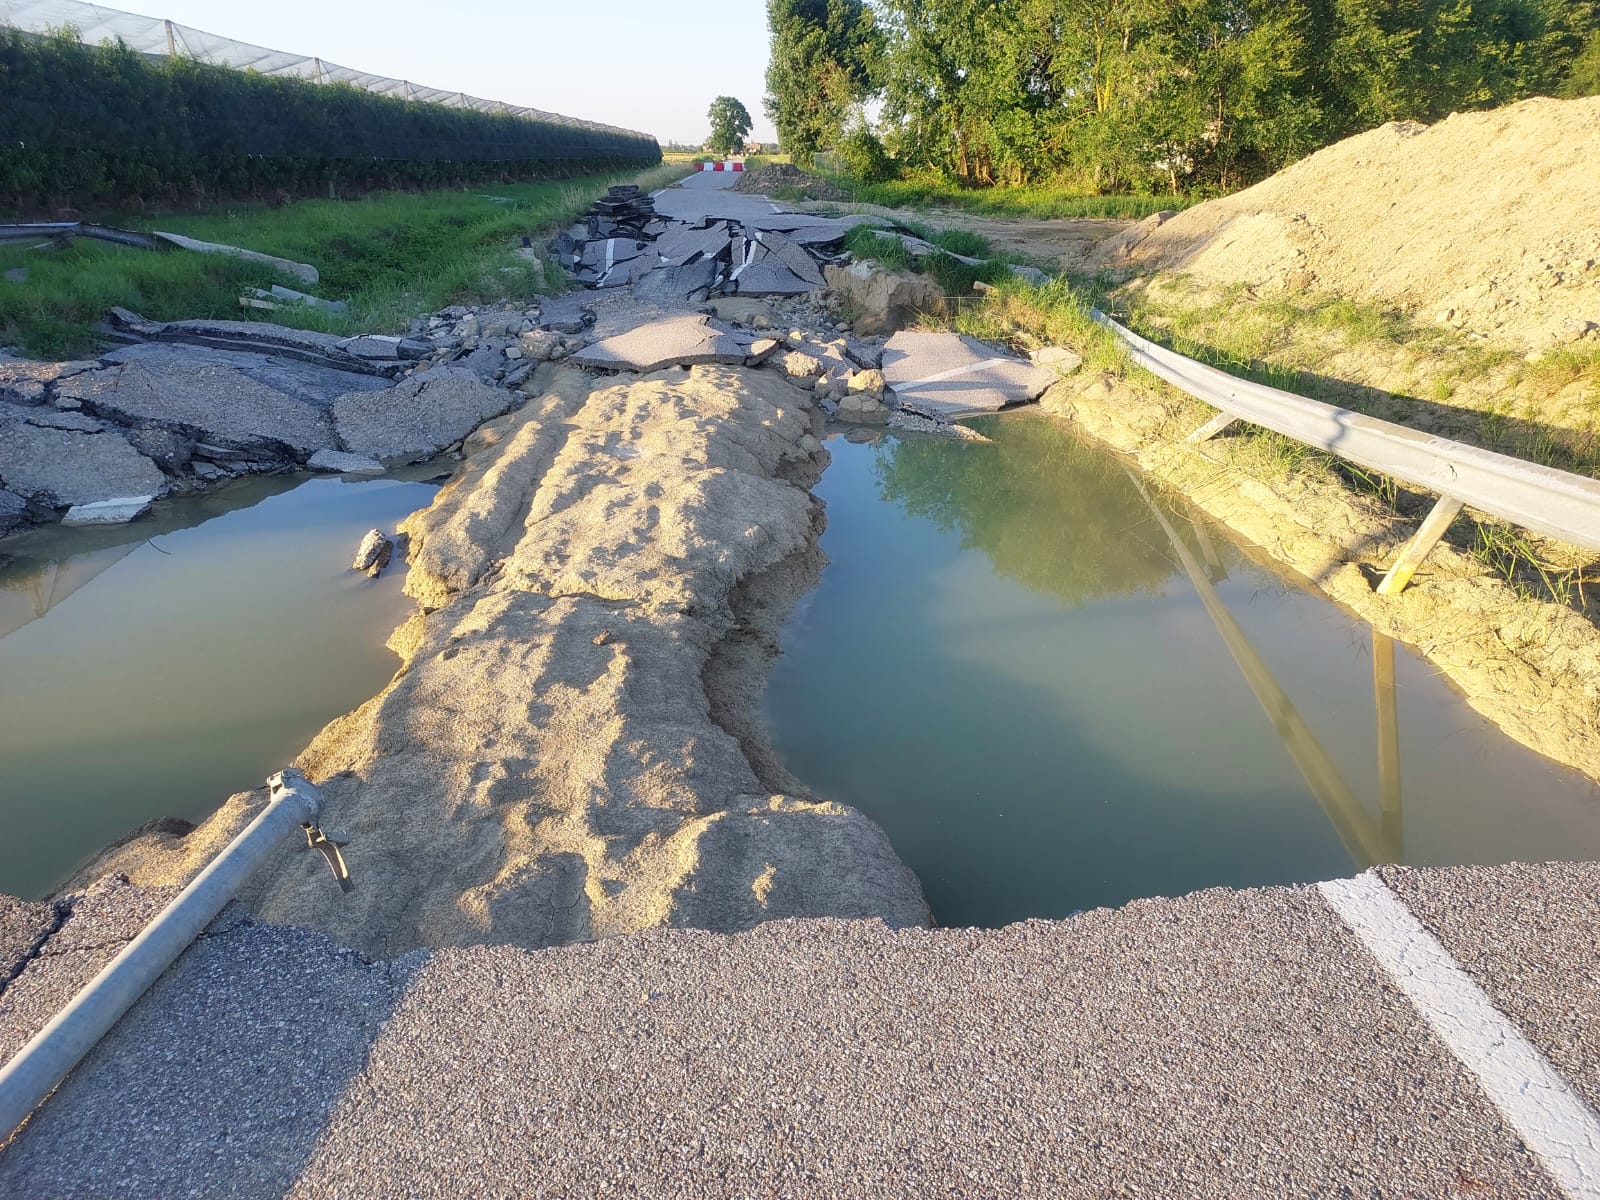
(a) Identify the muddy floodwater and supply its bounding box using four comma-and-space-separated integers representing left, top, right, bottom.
765, 416, 1600, 928
0, 474, 436, 899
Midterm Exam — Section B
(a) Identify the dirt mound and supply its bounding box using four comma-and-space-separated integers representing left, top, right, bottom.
1092, 96, 1600, 351
733, 163, 848, 201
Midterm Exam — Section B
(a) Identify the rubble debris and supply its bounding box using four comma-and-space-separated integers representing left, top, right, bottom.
240, 285, 348, 314
61, 496, 156, 526
880, 330, 1059, 419
887, 409, 993, 441
551, 185, 864, 304
729, 163, 849, 201
351, 528, 394, 577
308, 449, 384, 475
569, 314, 760, 374
150, 232, 319, 285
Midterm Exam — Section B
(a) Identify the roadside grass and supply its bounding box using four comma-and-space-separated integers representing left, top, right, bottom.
1119, 282, 1600, 476
823, 171, 1191, 220
844, 221, 1029, 299
945, 274, 1600, 607
0, 163, 684, 358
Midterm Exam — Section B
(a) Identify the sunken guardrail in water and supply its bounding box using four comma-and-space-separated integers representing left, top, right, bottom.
1091, 310, 1600, 593
0, 769, 350, 1138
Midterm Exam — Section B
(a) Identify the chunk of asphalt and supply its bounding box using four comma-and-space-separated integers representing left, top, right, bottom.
881, 329, 1059, 418
61, 496, 156, 525
579, 239, 650, 271
57, 359, 337, 453
732, 260, 818, 297
567, 314, 750, 373
332, 368, 515, 462
653, 221, 731, 267
99, 343, 392, 409
0, 421, 167, 506
750, 230, 824, 286
306, 449, 384, 475
632, 260, 721, 306
596, 256, 658, 290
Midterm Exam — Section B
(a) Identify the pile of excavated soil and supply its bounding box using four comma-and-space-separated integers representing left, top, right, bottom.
732, 163, 848, 201
1092, 97, 1600, 352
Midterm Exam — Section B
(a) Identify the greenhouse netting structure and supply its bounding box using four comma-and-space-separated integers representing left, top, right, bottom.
0, 0, 652, 143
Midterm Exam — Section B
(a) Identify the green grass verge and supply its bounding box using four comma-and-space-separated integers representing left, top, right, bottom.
828, 172, 1191, 221
0, 163, 684, 358
843, 222, 1021, 297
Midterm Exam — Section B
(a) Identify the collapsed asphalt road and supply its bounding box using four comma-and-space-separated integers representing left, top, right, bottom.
2, 170, 1597, 1198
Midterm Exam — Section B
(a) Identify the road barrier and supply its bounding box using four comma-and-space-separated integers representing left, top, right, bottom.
700, 161, 745, 172
1093, 311, 1600, 593
0, 769, 349, 1138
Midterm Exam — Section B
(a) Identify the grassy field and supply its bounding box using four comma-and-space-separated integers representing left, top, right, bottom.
814, 171, 1191, 221
0, 163, 684, 358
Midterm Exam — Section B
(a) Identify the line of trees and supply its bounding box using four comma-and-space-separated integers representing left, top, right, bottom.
766, 0, 1600, 192
0, 29, 661, 211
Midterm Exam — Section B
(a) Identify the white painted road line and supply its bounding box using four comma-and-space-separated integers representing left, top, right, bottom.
896, 357, 1017, 391
1320, 873, 1600, 1200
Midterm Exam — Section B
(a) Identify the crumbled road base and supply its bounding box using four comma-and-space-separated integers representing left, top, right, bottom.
6, 865, 1588, 1198
74, 362, 928, 956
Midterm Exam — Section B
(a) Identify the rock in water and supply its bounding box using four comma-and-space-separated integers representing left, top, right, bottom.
352, 529, 393, 577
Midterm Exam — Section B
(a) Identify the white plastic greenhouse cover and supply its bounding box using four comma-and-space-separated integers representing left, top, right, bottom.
0, 0, 652, 140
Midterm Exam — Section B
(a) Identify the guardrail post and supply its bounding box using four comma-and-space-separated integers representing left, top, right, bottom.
1188, 413, 1239, 443
1377, 495, 1465, 595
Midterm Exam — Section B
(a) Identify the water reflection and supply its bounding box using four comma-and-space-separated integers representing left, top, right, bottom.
1127, 466, 1402, 866
0, 475, 436, 899
764, 417, 1600, 926
0, 477, 304, 644
874, 417, 1183, 607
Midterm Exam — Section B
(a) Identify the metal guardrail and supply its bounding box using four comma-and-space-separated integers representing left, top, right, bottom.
1092, 310, 1600, 593
0, 769, 350, 1138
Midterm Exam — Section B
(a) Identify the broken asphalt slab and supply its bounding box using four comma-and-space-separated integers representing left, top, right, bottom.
568, 314, 772, 374
881, 329, 1059, 419
331, 368, 516, 462
0, 407, 167, 507
57, 358, 338, 454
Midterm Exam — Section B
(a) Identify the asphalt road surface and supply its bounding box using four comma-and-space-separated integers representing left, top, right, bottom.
2, 862, 1597, 1198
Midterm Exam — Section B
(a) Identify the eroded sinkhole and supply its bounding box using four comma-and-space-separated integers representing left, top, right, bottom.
763, 414, 1600, 929
0, 473, 438, 899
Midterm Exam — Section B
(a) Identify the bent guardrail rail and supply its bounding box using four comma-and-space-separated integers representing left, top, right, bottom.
0, 769, 349, 1138
1092, 310, 1600, 593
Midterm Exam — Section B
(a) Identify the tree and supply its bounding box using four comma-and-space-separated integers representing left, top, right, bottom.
706, 95, 753, 154
765, 0, 885, 166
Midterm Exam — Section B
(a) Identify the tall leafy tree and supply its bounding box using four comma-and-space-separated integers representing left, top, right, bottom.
706, 95, 754, 154
765, 0, 885, 166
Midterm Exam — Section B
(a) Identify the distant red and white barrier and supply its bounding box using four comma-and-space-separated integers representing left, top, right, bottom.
699, 160, 744, 172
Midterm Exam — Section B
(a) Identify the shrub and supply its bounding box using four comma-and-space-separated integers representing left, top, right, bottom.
837, 124, 898, 185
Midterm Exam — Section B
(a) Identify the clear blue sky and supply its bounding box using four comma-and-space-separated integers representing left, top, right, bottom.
115, 0, 777, 145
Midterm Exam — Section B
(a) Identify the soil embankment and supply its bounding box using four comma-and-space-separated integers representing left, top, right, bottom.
1093, 96, 1600, 353
76, 360, 929, 956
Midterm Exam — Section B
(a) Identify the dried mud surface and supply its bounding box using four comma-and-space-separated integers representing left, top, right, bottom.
71, 364, 929, 957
